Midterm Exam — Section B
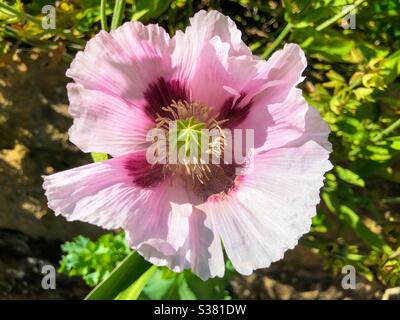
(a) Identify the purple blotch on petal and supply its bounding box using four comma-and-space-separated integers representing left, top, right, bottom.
144, 77, 190, 120
125, 152, 167, 188
218, 93, 253, 128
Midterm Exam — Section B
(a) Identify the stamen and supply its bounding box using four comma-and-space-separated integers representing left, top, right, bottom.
153, 100, 235, 196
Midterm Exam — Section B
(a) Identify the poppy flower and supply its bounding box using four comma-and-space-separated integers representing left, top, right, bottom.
43, 10, 332, 280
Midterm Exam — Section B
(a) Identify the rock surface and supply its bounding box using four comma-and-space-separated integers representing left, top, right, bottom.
0, 49, 103, 240
230, 246, 385, 300
0, 229, 90, 299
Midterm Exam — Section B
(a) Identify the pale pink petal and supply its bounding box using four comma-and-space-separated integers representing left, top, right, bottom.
188, 208, 225, 280
180, 38, 265, 117
125, 179, 192, 273
236, 88, 331, 151
171, 10, 257, 111
187, 37, 232, 111
124, 181, 225, 279
217, 44, 306, 132
66, 22, 173, 105
250, 43, 307, 105
172, 10, 250, 81
215, 44, 307, 142
198, 141, 332, 275
42, 151, 163, 229
67, 83, 153, 157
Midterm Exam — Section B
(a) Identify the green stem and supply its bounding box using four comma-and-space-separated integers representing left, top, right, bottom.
261, 23, 292, 59
316, 0, 366, 31
100, 0, 108, 31
111, 0, 126, 30
373, 118, 400, 142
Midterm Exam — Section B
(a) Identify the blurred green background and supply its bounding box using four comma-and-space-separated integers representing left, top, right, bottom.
0, 0, 399, 300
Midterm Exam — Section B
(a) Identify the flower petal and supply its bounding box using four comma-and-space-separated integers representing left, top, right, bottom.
66, 22, 173, 105
172, 10, 250, 80
236, 88, 331, 151
42, 151, 163, 229
172, 10, 256, 111
189, 208, 225, 280
250, 43, 307, 105
198, 141, 332, 275
125, 177, 192, 271
210, 43, 307, 133
124, 180, 225, 279
67, 83, 153, 156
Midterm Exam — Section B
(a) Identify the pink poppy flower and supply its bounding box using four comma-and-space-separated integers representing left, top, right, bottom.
43, 10, 332, 280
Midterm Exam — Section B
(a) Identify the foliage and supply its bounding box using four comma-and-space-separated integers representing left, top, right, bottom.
2, 0, 400, 298
140, 264, 234, 300
59, 233, 131, 287
59, 233, 233, 300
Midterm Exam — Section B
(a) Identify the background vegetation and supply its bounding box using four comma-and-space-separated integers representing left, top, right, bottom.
0, 0, 399, 299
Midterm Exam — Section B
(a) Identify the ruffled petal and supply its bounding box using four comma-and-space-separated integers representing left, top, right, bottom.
124, 179, 192, 273
172, 10, 257, 111
172, 13, 306, 129
249, 43, 307, 105
186, 37, 232, 111
187, 36, 263, 114
125, 180, 225, 280
42, 151, 164, 229
66, 22, 173, 105
236, 88, 331, 151
219, 44, 308, 135
197, 141, 332, 275
67, 83, 153, 157
172, 10, 250, 80
188, 208, 225, 280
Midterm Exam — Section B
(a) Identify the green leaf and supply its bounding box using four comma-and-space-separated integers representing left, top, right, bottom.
380, 50, 400, 85
140, 268, 177, 299
132, 0, 172, 22
85, 251, 152, 300
115, 265, 157, 300
335, 166, 365, 187
336, 117, 365, 140
140, 263, 235, 300
353, 87, 374, 101
387, 136, 400, 150
91, 152, 108, 162
338, 205, 392, 254
292, 27, 387, 63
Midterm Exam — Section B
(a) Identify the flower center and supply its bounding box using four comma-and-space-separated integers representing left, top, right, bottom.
153, 100, 238, 199
173, 116, 207, 158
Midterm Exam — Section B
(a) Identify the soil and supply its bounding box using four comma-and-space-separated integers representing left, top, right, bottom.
230, 247, 387, 300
